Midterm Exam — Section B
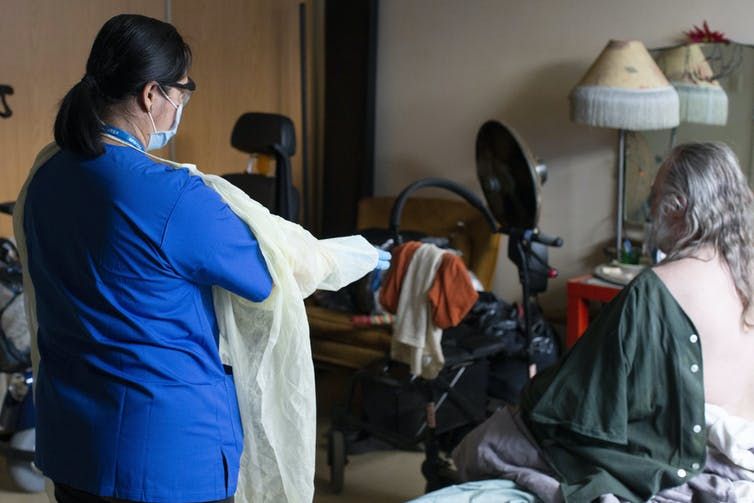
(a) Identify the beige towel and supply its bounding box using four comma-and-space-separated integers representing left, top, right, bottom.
391, 243, 447, 378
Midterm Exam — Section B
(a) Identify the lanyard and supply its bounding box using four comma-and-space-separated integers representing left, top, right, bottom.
102, 124, 144, 151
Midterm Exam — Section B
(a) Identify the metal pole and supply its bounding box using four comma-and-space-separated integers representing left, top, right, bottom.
616, 129, 626, 261
299, 2, 310, 228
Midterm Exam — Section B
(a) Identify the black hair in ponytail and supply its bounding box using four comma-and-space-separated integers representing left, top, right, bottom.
54, 14, 192, 157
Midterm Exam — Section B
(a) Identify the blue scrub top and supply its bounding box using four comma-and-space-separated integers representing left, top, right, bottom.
23, 143, 273, 502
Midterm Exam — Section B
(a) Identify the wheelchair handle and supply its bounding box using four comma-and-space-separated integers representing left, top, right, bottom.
531, 230, 563, 247
388, 178, 499, 244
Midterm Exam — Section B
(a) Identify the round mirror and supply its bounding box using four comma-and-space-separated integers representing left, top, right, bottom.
475, 120, 542, 230
624, 42, 749, 232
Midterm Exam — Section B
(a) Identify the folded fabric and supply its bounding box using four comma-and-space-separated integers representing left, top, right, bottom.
390, 243, 447, 378
351, 313, 395, 327
706, 403, 754, 472
452, 407, 563, 503
380, 242, 478, 329
428, 252, 479, 329
453, 404, 754, 503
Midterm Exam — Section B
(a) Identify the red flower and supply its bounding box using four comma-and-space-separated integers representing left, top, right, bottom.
685, 21, 729, 43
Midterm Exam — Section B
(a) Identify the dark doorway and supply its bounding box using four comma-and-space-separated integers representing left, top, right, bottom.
321, 0, 379, 236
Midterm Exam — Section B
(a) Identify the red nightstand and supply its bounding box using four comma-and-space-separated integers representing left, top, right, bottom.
566, 275, 623, 348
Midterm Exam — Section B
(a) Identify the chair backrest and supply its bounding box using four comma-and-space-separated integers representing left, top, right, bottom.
229, 112, 298, 221
231, 113, 296, 157
357, 197, 500, 290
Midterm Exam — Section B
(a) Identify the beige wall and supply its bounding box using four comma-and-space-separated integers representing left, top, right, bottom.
0, 0, 164, 236
172, 0, 304, 184
374, 0, 754, 318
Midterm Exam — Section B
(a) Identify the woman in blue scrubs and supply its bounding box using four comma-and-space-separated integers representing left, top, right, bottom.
22, 14, 270, 503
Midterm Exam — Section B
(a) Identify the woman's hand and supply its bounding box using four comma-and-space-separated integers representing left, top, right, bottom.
375, 248, 392, 271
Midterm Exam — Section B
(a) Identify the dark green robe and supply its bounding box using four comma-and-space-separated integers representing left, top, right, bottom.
521, 269, 706, 502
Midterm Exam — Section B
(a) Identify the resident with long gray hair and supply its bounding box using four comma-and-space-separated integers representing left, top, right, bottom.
512, 142, 754, 501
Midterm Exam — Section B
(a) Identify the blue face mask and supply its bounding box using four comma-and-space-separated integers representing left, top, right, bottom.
146, 86, 183, 151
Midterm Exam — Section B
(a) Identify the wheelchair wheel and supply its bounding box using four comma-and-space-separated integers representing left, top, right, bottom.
328, 429, 345, 494
8, 428, 44, 492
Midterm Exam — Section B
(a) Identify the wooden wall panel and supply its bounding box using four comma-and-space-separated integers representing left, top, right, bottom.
0, 0, 305, 237
0, 0, 164, 236
171, 0, 304, 190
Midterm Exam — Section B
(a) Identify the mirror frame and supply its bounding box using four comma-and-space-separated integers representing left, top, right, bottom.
623, 40, 752, 240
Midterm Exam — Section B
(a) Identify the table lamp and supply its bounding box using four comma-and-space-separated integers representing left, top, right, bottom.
655, 43, 728, 128
570, 40, 680, 261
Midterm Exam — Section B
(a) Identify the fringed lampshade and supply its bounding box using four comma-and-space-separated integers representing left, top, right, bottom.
570, 40, 680, 130
655, 44, 728, 125
570, 40, 680, 262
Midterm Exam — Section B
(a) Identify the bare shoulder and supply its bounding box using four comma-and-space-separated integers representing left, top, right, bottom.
651, 256, 713, 298
651, 258, 687, 283
651, 253, 742, 327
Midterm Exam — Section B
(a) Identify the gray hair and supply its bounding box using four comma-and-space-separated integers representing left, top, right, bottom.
649, 142, 754, 322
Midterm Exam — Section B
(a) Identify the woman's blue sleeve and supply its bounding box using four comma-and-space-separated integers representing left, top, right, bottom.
161, 176, 273, 302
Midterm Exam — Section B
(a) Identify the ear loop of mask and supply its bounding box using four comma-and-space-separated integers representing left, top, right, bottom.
145, 85, 184, 151
148, 85, 180, 134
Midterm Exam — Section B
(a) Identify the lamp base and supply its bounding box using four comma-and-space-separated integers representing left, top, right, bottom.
593, 260, 645, 286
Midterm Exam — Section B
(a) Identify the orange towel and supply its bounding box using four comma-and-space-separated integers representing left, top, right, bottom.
379, 241, 422, 313
428, 253, 479, 329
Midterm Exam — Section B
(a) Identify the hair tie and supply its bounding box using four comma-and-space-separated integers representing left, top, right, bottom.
80, 74, 99, 90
